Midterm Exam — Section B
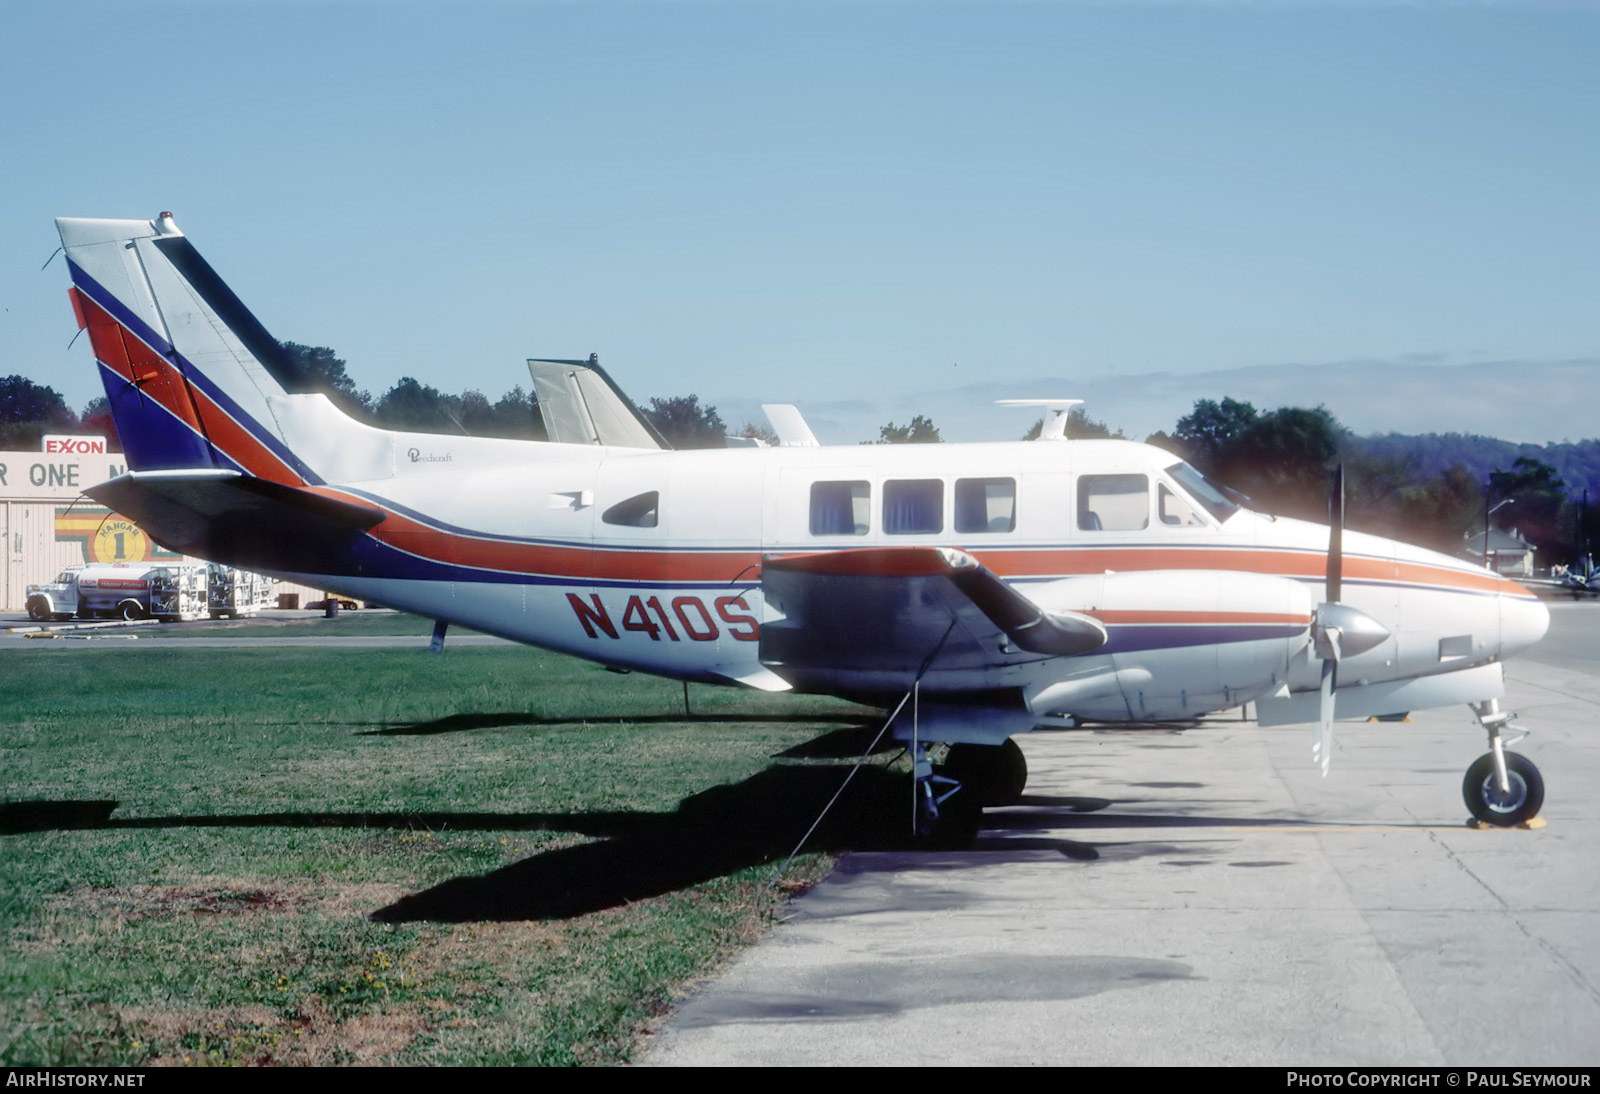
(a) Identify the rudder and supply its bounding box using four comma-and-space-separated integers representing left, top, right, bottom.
59, 213, 321, 485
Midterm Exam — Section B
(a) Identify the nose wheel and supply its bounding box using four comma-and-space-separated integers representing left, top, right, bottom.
1463, 751, 1544, 827
1465, 699, 1544, 827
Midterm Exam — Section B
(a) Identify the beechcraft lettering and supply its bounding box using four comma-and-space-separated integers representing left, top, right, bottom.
52, 212, 1552, 843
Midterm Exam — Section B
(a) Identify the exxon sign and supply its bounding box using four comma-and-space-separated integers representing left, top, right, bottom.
42, 435, 107, 455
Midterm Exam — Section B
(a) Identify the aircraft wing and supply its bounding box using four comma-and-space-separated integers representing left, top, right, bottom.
86, 470, 384, 573
759, 547, 1106, 687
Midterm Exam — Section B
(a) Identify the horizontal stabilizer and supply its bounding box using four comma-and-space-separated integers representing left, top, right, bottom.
87, 470, 384, 573
760, 404, 820, 447
527, 358, 666, 449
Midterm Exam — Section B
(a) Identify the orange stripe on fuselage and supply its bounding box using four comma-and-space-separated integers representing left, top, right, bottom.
303, 484, 760, 582
284, 491, 1540, 596
1085, 610, 1311, 626
969, 546, 1527, 598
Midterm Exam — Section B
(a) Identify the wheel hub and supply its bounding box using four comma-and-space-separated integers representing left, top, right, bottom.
1482, 772, 1528, 813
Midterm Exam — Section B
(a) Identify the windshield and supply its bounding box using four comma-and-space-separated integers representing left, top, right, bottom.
1165, 462, 1240, 523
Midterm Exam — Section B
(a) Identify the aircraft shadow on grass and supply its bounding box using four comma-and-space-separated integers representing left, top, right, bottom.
0, 793, 1340, 925
360, 710, 875, 737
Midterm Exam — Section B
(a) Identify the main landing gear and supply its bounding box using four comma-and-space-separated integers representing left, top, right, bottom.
909, 738, 1030, 847
941, 739, 1028, 806
1464, 699, 1544, 827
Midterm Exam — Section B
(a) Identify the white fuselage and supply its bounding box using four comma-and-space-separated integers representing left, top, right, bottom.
267, 436, 1546, 725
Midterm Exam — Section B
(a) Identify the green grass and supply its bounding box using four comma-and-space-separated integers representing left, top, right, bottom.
0, 635, 884, 1065
131, 610, 464, 640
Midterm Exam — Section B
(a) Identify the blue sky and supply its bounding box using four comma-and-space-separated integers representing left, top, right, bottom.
3, 1, 1596, 443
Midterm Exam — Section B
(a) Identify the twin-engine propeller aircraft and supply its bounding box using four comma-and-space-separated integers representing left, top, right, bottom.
54, 213, 1551, 843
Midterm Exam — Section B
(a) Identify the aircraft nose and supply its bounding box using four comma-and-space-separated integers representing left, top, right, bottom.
1500, 592, 1549, 659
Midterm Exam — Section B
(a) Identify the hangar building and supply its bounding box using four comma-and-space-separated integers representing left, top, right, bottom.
1, 442, 325, 611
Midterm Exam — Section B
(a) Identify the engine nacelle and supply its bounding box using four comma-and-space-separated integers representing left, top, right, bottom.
1024, 570, 1314, 720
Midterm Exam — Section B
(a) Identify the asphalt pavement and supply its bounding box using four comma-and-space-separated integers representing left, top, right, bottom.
643, 603, 1600, 1066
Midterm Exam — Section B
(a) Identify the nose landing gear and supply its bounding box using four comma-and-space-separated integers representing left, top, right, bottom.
910, 743, 981, 848
1465, 699, 1544, 827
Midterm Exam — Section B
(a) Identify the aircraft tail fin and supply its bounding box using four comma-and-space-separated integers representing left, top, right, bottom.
56, 213, 379, 486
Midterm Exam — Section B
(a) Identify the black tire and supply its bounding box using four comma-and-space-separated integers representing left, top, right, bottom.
27, 600, 51, 622
1463, 751, 1544, 827
119, 601, 142, 622
942, 739, 1028, 806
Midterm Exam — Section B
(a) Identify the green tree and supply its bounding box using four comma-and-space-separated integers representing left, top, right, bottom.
874, 415, 942, 444
646, 395, 726, 449
733, 420, 779, 446
1172, 397, 1258, 474
279, 343, 373, 418
1021, 407, 1119, 441
79, 396, 120, 452
374, 377, 463, 432
1226, 406, 1344, 519
491, 385, 545, 440
1145, 430, 1183, 457
1488, 457, 1567, 557
0, 375, 78, 449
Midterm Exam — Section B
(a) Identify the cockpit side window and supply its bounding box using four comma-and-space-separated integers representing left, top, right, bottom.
1165, 462, 1240, 522
1078, 474, 1148, 531
1158, 483, 1207, 527
811, 481, 870, 535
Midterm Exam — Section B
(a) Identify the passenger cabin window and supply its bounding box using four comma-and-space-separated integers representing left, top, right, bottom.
884, 479, 942, 535
602, 491, 659, 528
811, 481, 870, 535
1158, 484, 1207, 527
1078, 474, 1148, 531
955, 478, 1016, 533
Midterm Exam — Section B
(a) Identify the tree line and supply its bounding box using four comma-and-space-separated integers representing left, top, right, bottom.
5, 347, 1596, 564
1145, 398, 1596, 564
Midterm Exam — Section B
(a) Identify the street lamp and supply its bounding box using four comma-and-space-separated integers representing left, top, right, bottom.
1483, 496, 1514, 572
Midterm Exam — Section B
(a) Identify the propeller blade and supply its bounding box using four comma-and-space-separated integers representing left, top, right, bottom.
1314, 658, 1335, 776
1326, 463, 1344, 604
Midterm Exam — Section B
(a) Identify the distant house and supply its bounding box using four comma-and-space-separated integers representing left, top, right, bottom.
1462, 527, 1537, 576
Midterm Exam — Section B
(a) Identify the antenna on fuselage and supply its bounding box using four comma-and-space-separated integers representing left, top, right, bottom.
995, 399, 1083, 441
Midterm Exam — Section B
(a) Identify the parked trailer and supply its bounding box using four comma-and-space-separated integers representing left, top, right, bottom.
207, 564, 274, 619
148, 564, 209, 621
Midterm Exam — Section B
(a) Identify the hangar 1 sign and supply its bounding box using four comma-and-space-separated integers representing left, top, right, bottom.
90, 514, 151, 563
